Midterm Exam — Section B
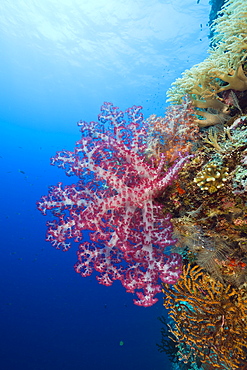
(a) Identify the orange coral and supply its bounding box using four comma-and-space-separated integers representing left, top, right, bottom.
162, 264, 247, 369
146, 98, 198, 166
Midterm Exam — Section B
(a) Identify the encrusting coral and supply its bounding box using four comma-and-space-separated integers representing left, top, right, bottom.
193, 161, 229, 194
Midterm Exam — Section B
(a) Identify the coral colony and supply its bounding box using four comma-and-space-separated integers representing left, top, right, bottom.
38, 0, 247, 368
37, 103, 187, 307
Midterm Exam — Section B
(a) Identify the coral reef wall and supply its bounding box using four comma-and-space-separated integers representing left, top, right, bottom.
156, 0, 247, 369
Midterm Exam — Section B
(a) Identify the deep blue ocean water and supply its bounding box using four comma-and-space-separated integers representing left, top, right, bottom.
1, 1, 211, 369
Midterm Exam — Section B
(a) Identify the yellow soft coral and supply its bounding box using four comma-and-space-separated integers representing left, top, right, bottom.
166, 0, 247, 127
217, 64, 247, 92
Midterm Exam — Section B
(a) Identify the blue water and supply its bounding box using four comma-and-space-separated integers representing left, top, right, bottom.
1, 1, 210, 369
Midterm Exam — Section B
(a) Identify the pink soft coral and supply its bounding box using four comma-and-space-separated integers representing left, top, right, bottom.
37, 103, 189, 306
